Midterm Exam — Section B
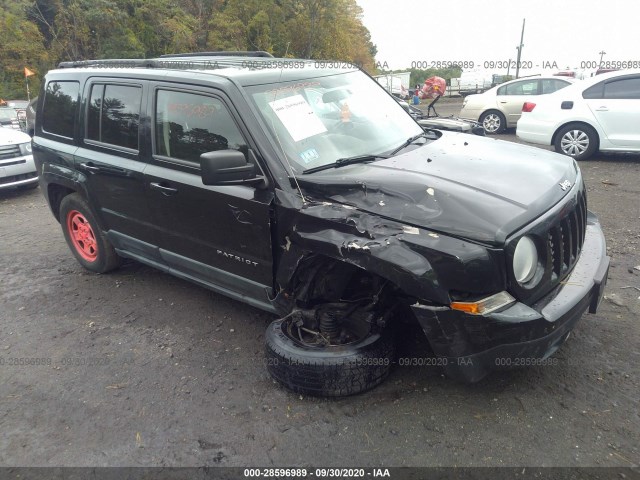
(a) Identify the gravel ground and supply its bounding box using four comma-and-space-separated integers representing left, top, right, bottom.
1, 127, 639, 470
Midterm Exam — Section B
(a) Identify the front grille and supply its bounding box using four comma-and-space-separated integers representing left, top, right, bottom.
0, 159, 26, 167
0, 144, 21, 161
547, 191, 587, 282
507, 182, 588, 305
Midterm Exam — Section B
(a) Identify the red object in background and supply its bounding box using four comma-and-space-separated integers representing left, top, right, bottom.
421, 76, 447, 99
554, 71, 576, 78
522, 102, 536, 112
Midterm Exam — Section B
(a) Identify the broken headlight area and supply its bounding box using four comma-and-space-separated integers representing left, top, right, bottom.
449, 291, 516, 315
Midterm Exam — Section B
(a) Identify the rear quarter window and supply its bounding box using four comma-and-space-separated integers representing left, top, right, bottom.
603, 77, 640, 99
42, 81, 80, 138
582, 82, 604, 99
87, 83, 142, 150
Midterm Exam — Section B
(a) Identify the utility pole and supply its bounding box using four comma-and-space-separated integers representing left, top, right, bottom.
515, 18, 526, 79
599, 50, 606, 68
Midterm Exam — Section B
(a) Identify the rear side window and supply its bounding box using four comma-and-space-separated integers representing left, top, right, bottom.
501, 80, 539, 96
87, 84, 142, 150
42, 81, 79, 138
154, 90, 247, 164
603, 77, 640, 99
541, 79, 569, 94
582, 82, 604, 99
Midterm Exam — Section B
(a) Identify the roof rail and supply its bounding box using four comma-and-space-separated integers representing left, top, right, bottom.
159, 51, 274, 58
58, 59, 158, 69
56, 52, 280, 70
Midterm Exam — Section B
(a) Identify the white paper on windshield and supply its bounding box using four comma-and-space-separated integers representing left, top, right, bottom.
268, 94, 327, 142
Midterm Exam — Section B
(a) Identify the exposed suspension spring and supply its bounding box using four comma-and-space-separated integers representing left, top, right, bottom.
319, 310, 340, 338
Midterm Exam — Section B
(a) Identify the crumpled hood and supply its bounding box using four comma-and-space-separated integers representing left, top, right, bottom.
297, 132, 578, 246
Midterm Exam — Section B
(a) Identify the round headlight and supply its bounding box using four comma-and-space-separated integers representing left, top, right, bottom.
513, 236, 538, 284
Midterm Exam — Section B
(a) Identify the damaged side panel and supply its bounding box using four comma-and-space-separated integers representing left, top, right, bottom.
272, 189, 506, 310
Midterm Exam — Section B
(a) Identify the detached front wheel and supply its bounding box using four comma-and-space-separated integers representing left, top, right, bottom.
60, 193, 122, 273
265, 312, 395, 397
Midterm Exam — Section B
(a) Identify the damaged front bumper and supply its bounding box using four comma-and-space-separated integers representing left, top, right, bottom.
411, 214, 610, 383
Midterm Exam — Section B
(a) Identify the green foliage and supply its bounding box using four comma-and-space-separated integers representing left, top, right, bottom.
0, 0, 378, 97
0, 3, 49, 99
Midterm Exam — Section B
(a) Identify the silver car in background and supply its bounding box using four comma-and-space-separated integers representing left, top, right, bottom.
460, 76, 574, 133
0, 128, 38, 190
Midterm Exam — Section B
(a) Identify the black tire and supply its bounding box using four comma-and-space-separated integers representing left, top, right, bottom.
265, 318, 395, 397
479, 110, 506, 134
554, 123, 599, 160
59, 193, 122, 273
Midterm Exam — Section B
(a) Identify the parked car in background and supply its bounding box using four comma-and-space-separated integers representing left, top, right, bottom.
517, 69, 640, 160
460, 76, 575, 133
6, 100, 29, 130
395, 97, 485, 135
0, 107, 21, 130
0, 127, 38, 190
26, 97, 38, 136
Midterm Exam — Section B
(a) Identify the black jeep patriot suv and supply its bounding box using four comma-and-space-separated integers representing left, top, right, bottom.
33, 53, 609, 396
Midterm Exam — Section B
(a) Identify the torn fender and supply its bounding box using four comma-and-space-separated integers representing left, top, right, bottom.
274, 194, 507, 306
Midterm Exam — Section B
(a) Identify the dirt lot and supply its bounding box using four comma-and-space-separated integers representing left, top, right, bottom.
1, 127, 639, 470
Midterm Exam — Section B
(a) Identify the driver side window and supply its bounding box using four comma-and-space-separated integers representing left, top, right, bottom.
154, 90, 247, 165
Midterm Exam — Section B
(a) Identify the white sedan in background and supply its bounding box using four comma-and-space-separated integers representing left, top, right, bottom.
460, 76, 574, 133
517, 69, 640, 160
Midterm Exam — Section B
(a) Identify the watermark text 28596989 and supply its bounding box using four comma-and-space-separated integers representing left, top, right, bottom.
580, 60, 640, 69
411, 60, 474, 69
0, 357, 52, 367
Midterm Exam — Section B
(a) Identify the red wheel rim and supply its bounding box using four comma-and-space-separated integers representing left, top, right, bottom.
67, 210, 98, 262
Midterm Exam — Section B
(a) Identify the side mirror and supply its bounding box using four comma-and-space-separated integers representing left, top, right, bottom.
200, 150, 257, 185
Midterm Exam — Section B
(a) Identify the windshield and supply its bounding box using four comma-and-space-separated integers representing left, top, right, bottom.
0, 109, 18, 120
246, 71, 423, 173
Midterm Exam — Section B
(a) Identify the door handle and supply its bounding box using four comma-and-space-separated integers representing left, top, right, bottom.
79, 162, 100, 173
150, 182, 178, 196
595, 106, 608, 111
499, 101, 508, 104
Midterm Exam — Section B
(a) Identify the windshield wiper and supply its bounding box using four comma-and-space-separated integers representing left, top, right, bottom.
302, 154, 389, 174
388, 132, 430, 156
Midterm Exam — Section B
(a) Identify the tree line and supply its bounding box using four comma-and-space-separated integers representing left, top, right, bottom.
0, 0, 377, 99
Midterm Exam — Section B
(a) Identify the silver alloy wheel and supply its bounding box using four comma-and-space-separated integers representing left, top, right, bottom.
482, 113, 501, 133
560, 129, 589, 157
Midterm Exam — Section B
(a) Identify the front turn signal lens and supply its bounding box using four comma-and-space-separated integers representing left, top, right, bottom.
450, 291, 516, 315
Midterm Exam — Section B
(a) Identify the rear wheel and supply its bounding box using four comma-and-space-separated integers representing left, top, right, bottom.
480, 110, 506, 134
554, 124, 598, 160
60, 193, 121, 273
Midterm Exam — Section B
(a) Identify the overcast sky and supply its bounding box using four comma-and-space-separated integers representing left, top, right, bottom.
355, 0, 640, 75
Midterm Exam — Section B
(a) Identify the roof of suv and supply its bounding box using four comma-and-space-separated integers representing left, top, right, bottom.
54, 53, 360, 86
